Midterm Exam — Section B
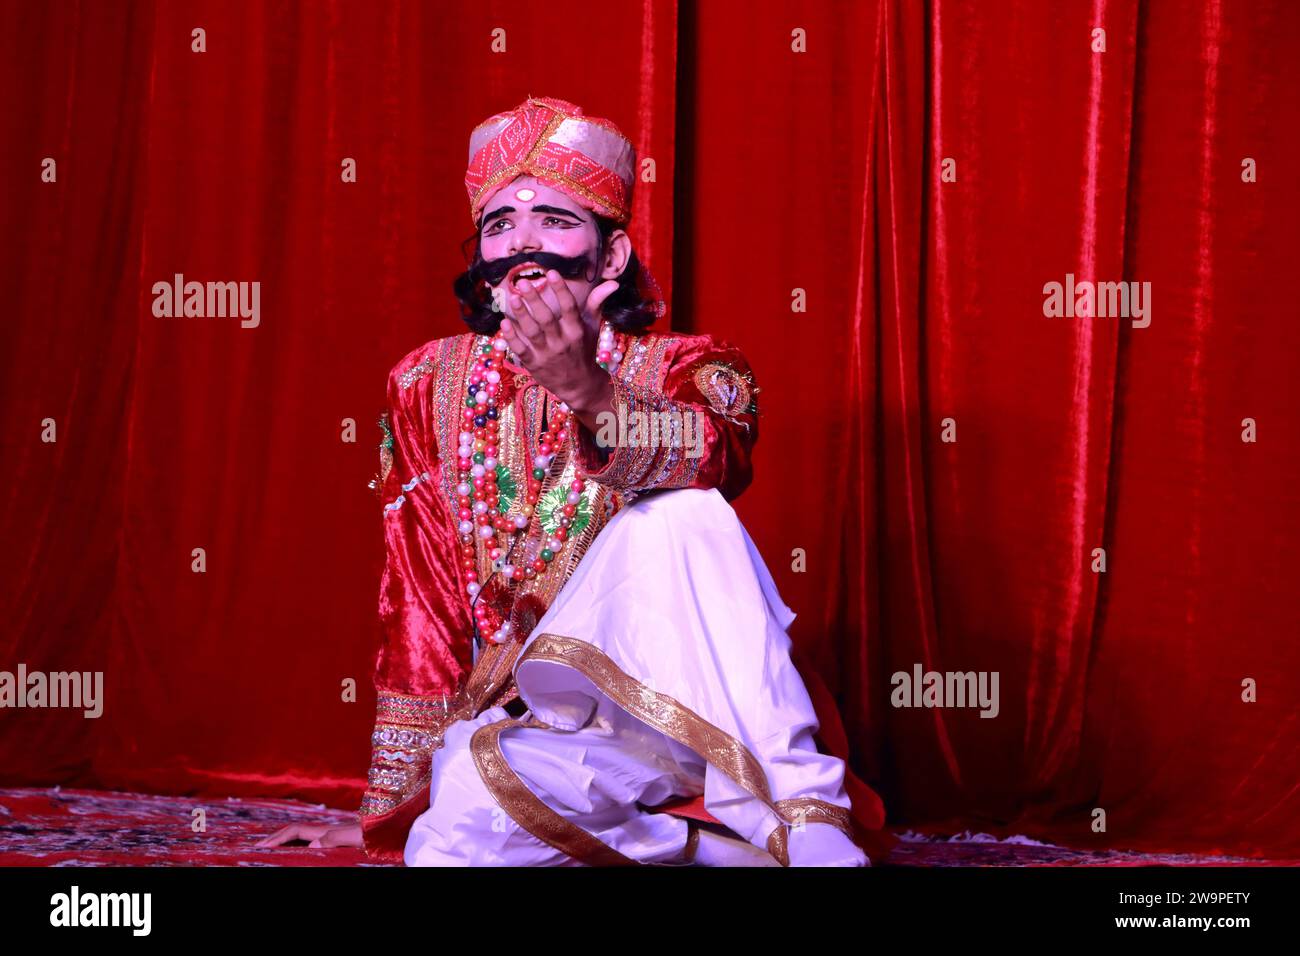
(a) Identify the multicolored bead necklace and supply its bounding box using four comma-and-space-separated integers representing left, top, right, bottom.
458, 319, 622, 645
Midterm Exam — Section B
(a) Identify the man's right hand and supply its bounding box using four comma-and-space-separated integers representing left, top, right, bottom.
255, 821, 364, 849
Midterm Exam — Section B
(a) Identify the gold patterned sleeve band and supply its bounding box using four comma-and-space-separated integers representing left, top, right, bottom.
570, 333, 761, 502
572, 374, 680, 491
359, 637, 530, 861
358, 691, 459, 820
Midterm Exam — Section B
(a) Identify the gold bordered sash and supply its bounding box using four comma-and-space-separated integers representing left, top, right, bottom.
469, 632, 858, 866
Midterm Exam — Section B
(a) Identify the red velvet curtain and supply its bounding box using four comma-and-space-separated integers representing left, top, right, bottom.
2, 0, 1295, 857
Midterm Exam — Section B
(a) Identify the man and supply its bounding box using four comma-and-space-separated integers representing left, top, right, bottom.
260, 96, 871, 866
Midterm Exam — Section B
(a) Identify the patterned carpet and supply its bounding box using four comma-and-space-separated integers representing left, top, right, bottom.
0, 787, 372, 867
0, 787, 1289, 867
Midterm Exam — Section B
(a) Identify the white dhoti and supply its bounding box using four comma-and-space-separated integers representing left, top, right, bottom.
404, 487, 868, 867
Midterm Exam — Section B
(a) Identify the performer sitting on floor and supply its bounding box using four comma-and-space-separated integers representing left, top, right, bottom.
258, 95, 870, 866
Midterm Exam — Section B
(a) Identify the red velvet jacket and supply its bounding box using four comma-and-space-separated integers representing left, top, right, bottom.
359, 327, 761, 861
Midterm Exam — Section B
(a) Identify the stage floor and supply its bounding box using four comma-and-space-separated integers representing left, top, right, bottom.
0, 787, 1288, 867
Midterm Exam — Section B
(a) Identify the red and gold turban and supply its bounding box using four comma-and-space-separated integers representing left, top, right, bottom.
464, 95, 665, 321
465, 95, 637, 228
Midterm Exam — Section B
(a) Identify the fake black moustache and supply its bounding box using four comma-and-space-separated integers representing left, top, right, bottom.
478, 250, 593, 287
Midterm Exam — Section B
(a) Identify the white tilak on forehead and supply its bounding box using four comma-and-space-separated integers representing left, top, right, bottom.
514, 187, 536, 202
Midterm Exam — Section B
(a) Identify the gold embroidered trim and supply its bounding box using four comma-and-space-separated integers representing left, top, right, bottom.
398, 355, 434, 390
776, 796, 855, 832
525, 110, 567, 164
570, 334, 764, 495
683, 821, 701, 863
462, 638, 526, 716
765, 798, 857, 866
470, 716, 641, 866
512, 633, 860, 864
457, 634, 860, 866
359, 638, 532, 822
519, 634, 779, 808
359, 690, 462, 819
691, 360, 758, 419
434, 335, 477, 513
767, 826, 789, 866
575, 373, 683, 492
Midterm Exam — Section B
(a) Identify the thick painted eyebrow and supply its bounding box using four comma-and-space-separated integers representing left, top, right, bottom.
481, 204, 586, 228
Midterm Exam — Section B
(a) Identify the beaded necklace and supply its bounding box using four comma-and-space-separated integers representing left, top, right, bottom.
457, 320, 622, 645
